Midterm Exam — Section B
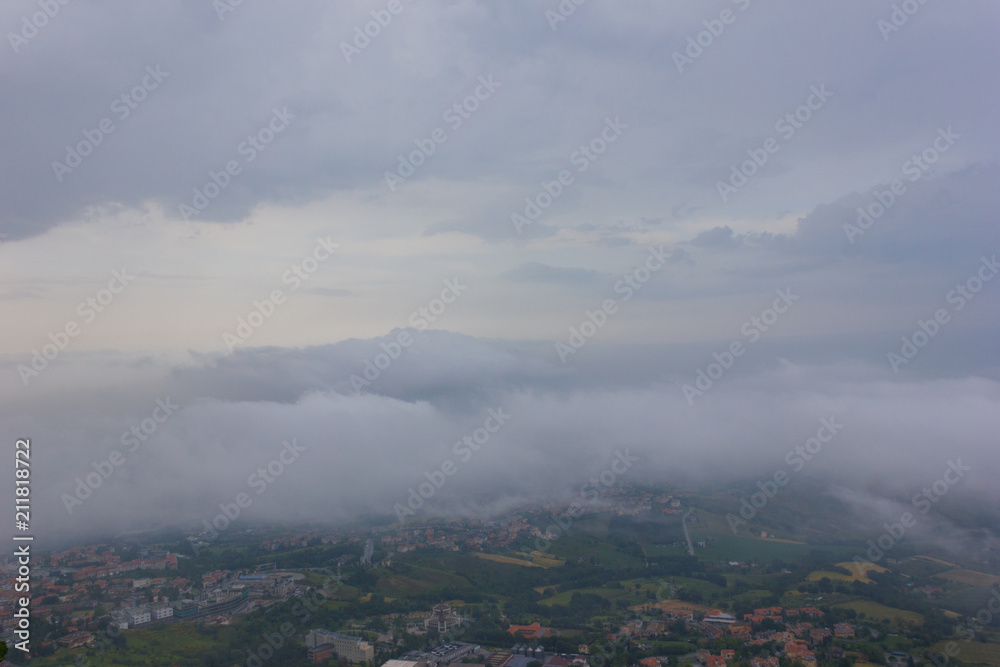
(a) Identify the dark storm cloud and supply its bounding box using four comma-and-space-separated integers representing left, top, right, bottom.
3, 1, 999, 241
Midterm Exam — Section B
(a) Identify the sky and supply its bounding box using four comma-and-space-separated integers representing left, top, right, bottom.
1, 0, 998, 546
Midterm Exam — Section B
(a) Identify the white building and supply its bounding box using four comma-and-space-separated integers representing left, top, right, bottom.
125, 607, 151, 626
423, 603, 463, 633
151, 604, 173, 620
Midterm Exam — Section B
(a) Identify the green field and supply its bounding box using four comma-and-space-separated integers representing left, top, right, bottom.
835, 600, 925, 625
928, 642, 1000, 666
377, 563, 471, 596
292, 569, 331, 587
540, 585, 636, 606
30, 623, 230, 667
545, 533, 644, 568
540, 574, 725, 608
686, 533, 814, 561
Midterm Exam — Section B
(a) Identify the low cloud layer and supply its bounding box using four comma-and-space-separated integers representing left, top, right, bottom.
3, 330, 998, 549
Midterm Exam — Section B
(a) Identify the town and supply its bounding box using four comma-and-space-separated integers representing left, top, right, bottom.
1, 483, 997, 666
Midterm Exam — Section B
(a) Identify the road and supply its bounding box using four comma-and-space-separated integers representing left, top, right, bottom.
682, 510, 695, 556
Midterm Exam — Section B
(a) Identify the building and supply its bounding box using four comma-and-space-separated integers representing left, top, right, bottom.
424, 603, 464, 633
406, 642, 480, 665
729, 623, 751, 638
796, 607, 824, 618
309, 644, 336, 663
834, 623, 855, 639
785, 642, 816, 663
507, 621, 551, 638
151, 604, 174, 620
511, 644, 545, 659
382, 661, 426, 667
124, 607, 151, 626
306, 629, 375, 663
703, 611, 737, 625
486, 652, 514, 667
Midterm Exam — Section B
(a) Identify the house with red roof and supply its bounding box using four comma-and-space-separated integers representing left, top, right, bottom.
507, 621, 551, 638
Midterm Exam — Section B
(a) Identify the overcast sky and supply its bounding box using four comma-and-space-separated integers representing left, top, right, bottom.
1, 0, 998, 545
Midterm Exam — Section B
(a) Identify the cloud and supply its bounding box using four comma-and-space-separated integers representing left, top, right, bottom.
502, 262, 604, 286
2, 0, 1000, 562
691, 225, 742, 248
4, 2, 999, 242
2, 330, 997, 548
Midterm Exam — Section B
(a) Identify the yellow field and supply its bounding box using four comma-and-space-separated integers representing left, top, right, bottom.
928, 642, 1000, 667
529, 550, 566, 567
935, 569, 1000, 587
835, 600, 923, 625
841, 561, 888, 575
473, 552, 541, 567
515, 550, 566, 567
917, 555, 959, 568
808, 561, 887, 584
759, 537, 806, 544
